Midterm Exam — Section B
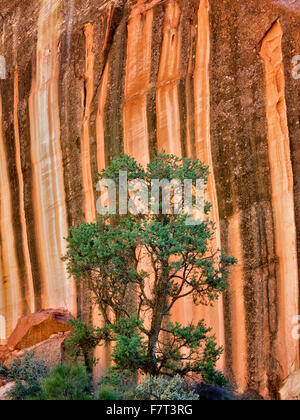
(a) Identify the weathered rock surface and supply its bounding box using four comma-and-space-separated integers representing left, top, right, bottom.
279, 370, 300, 400
0, 345, 9, 363
0, 382, 15, 400
0, 0, 299, 399
272, 0, 300, 11
7, 309, 73, 351
0, 310, 72, 368
5, 331, 72, 368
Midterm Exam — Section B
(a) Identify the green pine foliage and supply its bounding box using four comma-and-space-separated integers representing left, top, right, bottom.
38, 364, 92, 401
65, 319, 110, 374
63, 153, 236, 384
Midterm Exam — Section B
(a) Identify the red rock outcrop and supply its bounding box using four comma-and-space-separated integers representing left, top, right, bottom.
5, 331, 72, 368
7, 309, 73, 351
0, 0, 299, 399
0, 309, 72, 367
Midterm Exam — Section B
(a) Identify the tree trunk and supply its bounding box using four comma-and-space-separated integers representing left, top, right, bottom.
146, 272, 169, 375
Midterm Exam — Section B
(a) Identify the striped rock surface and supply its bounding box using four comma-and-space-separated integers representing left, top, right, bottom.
0, 0, 299, 398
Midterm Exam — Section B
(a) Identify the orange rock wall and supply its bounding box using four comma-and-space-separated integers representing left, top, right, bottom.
0, 0, 300, 398
260, 20, 298, 388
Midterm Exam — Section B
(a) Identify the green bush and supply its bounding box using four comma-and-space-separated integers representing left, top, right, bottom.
98, 373, 199, 401
1, 358, 94, 400
38, 364, 92, 400
97, 386, 120, 401
134, 375, 198, 400
0, 351, 49, 400
98, 370, 137, 400
7, 381, 43, 401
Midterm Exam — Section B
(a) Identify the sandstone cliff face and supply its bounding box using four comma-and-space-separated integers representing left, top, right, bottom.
0, 0, 299, 398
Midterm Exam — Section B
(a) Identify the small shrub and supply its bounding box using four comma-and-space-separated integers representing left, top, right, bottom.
134, 375, 198, 401
98, 386, 120, 401
39, 364, 92, 400
8, 381, 44, 401
0, 351, 49, 400
98, 370, 136, 400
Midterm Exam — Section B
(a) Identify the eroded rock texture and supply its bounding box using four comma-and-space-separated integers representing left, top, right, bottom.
0, 0, 299, 398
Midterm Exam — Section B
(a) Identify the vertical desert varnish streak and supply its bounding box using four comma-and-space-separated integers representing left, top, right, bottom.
123, 1, 153, 166
155, 0, 188, 326
82, 23, 96, 222
227, 214, 247, 391
29, 0, 75, 312
260, 21, 299, 376
156, 0, 182, 156
94, 20, 112, 378
0, 94, 23, 335
14, 70, 35, 314
121, 0, 155, 342
96, 60, 110, 172
193, 0, 225, 366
